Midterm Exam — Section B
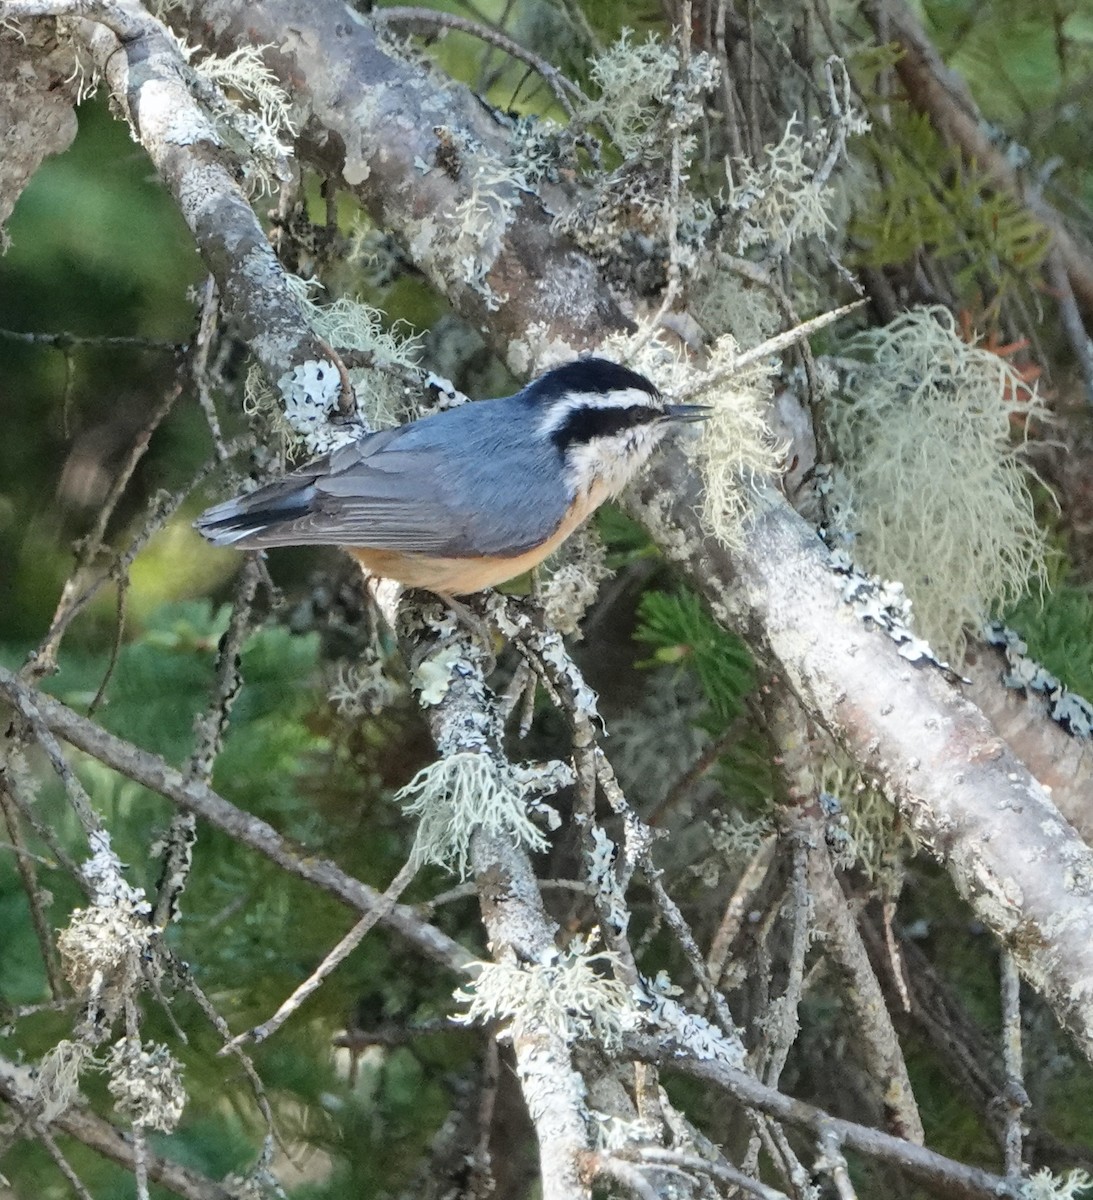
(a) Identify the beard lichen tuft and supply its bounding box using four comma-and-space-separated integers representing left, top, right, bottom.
827, 307, 1050, 661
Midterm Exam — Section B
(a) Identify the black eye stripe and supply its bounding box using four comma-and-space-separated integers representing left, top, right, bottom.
551, 405, 660, 454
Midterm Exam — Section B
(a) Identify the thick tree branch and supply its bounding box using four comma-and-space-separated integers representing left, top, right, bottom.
396, 605, 594, 1200
6, 0, 356, 426
167, 0, 630, 370
0, 18, 79, 230
632, 481, 1093, 1062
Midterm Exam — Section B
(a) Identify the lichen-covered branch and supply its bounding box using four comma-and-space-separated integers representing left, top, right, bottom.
0, 1055, 235, 1200
165, 0, 631, 371
395, 604, 593, 1200
5, 0, 357, 437
631, 479, 1093, 1062
0, 665, 472, 974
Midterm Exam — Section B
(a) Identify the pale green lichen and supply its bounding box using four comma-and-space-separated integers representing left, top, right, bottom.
726, 117, 837, 254
57, 904, 151, 1013
827, 307, 1051, 660
105, 1038, 187, 1132
32, 1040, 88, 1123
584, 30, 717, 161
329, 654, 403, 718
397, 752, 570, 876
412, 643, 465, 706
170, 37, 296, 196
453, 933, 629, 1049
540, 526, 613, 637
821, 758, 917, 895
603, 327, 780, 550
244, 277, 423, 460
692, 811, 776, 889
1023, 1169, 1093, 1200
690, 270, 781, 345
287, 277, 424, 429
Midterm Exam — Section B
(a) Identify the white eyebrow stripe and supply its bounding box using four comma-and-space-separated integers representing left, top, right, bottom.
537, 386, 661, 436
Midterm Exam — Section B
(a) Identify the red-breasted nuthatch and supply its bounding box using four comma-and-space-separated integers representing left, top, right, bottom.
195, 358, 708, 595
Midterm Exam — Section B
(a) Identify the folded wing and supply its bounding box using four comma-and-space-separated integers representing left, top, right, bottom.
195, 412, 568, 559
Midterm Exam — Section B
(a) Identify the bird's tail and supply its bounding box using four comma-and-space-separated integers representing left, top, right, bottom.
194, 479, 318, 547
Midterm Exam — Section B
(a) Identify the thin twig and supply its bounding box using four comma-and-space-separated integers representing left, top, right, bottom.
0, 754, 89, 893
760, 823, 811, 1088
647, 717, 744, 826
26, 435, 249, 680
706, 835, 777, 990
190, 275, 230, 460
0, 327, 185, 351
998, 950, 1028, 1176
627, 1146, 790, 1200
39, 1128, 97, 1200
468, 1035, 499, 1196
0, 785, 65, 998
224, 856, 420, 1050
166, 950, 284, 1155
626, 1033, 1026, 1200
815, 1127, 859, 1200
27, 381, 182, 680
376, 6, 590, 118
672, 299, 866, 402
1046, 248, 1093, 409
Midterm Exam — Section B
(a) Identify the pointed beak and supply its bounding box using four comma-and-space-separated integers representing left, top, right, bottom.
662, 403, 712, 423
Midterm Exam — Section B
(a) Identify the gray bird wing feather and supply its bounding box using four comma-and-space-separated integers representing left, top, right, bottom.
195, 401, 571, 558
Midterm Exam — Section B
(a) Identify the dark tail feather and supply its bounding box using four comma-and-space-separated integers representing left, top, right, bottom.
194, 483, 317, 547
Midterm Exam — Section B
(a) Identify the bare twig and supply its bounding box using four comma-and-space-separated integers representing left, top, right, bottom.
815, 1127, 859, 1200
190, 275, 230, 460
224, 855, 420, 1050
672, 299, 867, 401
647, 717, 744, 826
1046, 248, 1093, 408
40, 1128, 99, 1200
376, 6, 590, 119
626, 1145, 791, 1200
26, 438, 250, 680
27, 380, 182, 679
706, 835, 777, 990
0, 783, 65, 998
998, 950, 1028, 1176
809, 843, 924, 1144
0, 327, 184, 351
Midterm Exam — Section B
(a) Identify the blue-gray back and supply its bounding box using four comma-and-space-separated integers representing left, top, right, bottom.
286, 392, 570, 557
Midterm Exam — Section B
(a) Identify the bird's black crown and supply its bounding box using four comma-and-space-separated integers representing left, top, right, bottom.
525, 357, 660, 406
